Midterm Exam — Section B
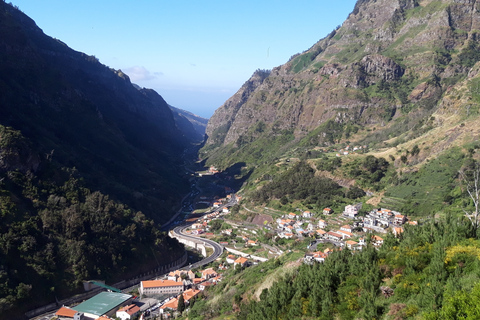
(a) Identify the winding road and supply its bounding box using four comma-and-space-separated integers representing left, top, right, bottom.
172, 224, 224, 269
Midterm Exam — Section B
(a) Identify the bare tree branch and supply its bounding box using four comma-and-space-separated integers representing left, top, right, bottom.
460, 162, 480, 229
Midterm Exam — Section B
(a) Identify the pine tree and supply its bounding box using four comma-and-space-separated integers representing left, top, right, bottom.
178, 294, 185, 313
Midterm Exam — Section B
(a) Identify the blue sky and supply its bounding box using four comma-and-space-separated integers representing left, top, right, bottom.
12, 1, 357, 118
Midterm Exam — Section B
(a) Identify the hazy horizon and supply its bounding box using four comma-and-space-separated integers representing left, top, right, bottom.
11, 0, 357, 118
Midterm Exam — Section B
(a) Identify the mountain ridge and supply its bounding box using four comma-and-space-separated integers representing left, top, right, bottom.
202, 0, 480, 170
0, 2, 194, 317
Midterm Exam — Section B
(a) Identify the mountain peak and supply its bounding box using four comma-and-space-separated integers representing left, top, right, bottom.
202, 0, 480, 169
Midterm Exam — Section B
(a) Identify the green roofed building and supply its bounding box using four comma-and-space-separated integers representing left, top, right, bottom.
74, 292, 133, 318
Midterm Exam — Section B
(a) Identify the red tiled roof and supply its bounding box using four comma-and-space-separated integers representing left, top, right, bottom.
183, 288, 201, 302
118, 304, 140, 316
161, 297, 179, 310
327, 231, 342, 238
337, 230, 354, 236
142, 279, 183, 288
56, 307, 77, 318
235, 257, 248, 264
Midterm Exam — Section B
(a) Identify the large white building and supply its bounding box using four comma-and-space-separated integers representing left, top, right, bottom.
139, 279, 184, 296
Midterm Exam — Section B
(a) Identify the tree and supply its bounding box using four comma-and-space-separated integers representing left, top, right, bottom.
346, 186, 366, 199
178, 293, 185, 313
411, 145, 420, 156
209, 219, 223, 232
460, 162, 480, 229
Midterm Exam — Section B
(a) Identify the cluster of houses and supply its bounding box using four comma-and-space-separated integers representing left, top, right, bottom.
362, 208, 417, 235
139, 267, 222, 318
335, 145, 368, 157
139, 249, 254, 319
187, 195, 240, 235
276, 211, 318, 239
302, 206, 417, 264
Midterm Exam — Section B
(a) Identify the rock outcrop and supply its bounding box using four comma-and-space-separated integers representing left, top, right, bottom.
203, 0, 480, 162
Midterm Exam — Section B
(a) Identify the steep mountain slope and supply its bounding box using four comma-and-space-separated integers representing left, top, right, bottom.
169, 104, 208, 142
0, 1, 191, 219
0, 2, 191, 317
132, 83, 208, 142
203, 0, 480, 172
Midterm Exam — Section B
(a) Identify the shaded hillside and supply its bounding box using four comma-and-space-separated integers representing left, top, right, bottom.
202, 0, 480, 172
0, 2, 191, 318
0, 127, 185, 318
0, 1, 191, 220
132, 83, 208, 142
169, 104, 208, 142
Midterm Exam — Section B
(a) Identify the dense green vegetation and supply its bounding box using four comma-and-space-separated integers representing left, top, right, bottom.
202, 129, 296, 170
185, 216, 480, 320
0, 126, 184, 317
0, 1, 190, 223
0, 3, 193, 317
382, 149, 466, 216
251, 161, 344, 207
238, 217, 479, 320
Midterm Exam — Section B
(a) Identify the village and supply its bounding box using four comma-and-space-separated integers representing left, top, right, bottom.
49, 165, 418, 320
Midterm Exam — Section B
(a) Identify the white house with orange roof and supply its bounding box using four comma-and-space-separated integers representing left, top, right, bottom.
316, 229, 327, 237
139, 279, 184, 296
372, 235, 384, 247
288, 212, 298, 220
340, 225, 353, 233
326, 231, 343, 241
226, 254, 236, 264
345, 240, 359, 250
55, 307, 77, 318
303, 211, 313, 218
337, 229, 354, 239
323, 208, 333, 215
394, 214, 406, 225
393, 226, 404, 237
313, 251, 328, 263
159, 289, 202, 314
116, 304, 140, 320
198, 281, 215, 291
234, 257, 249, 268
160, 297, 179, 314
318, 219, 328, 229
182, 288, 201, 304
201, 268, 218, 279
344, 205, 359, 218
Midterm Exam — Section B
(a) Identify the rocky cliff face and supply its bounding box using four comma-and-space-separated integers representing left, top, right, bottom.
204, 0, 480, 162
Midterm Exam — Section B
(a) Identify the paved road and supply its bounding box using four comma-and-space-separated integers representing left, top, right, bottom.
172, 224, 224, 269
